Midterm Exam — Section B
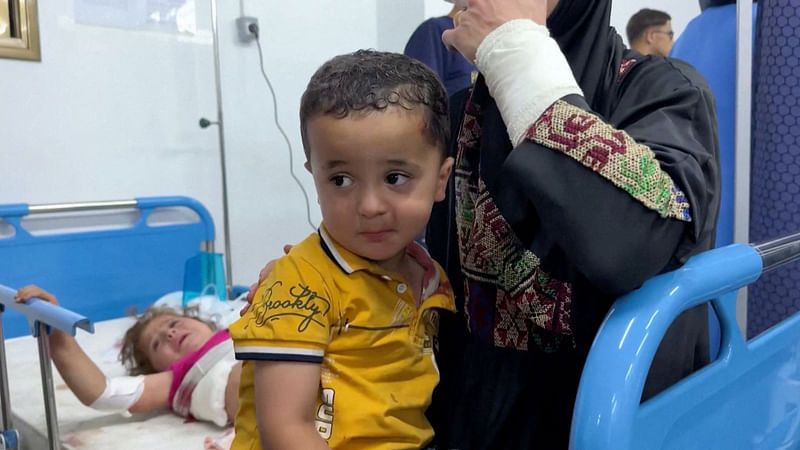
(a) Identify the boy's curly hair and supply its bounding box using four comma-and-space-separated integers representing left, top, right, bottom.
299, 49, 449, 159
119, 306, 216, 375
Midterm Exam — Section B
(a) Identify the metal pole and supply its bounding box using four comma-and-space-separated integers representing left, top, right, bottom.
0, 313, 13, 433
209, 0, 234, 298
754, 232, 800, 273
734, 0, 754, 336
36, 323, 60, 450
27, 200, 138, 215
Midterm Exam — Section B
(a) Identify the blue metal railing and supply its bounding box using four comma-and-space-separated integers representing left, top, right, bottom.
570, 234, 800, 449
0, 285, 93, 450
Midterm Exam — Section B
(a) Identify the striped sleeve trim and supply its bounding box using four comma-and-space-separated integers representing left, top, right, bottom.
526, 100, 691, 222
234, 345, 324, 363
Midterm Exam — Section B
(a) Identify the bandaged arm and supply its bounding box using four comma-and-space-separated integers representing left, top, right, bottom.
475, 19, 582, 147
47, 327, 171, 413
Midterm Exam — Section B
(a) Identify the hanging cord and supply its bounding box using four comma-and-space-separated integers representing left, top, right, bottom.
250, 24, 317, 231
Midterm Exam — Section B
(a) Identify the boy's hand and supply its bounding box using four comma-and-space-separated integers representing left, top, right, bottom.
14, 285, 59, 305
240, 245, 293, 316
441, 0, 549, 62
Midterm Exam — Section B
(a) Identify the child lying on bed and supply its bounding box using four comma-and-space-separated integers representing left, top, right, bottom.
14, 285, 238, 449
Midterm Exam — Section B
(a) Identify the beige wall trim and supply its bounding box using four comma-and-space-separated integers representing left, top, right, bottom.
0, 0, 40, 62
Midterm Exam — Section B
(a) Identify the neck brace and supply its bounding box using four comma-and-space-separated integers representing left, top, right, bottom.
168, 329, 236, 426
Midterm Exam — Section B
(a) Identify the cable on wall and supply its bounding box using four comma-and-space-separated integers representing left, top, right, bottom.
249, 23, 317, 232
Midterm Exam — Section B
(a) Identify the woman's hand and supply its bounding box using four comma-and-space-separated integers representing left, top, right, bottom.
240, 245, 293, 316
441, 0, 549, 62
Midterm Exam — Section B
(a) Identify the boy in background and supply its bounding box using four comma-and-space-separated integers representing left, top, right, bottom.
230, 50, 455, 449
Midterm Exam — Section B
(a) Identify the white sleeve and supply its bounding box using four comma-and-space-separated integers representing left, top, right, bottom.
475, 19, 582, 147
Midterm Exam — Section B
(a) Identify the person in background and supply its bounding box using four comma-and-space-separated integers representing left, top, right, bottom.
626, 8, 675, 56
424, 0, 720, 447
404, 0, 477, 96
14, 285, 239, 450
671, 0, 756, 248
230, 50, 455, 450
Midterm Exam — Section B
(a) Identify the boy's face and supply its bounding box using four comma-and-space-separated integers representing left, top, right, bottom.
138, 314, 215, 372
305, 107, 453, 270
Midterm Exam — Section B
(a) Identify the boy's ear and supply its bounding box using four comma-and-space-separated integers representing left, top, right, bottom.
304, 161, 312, 173
434, 157, 455, 202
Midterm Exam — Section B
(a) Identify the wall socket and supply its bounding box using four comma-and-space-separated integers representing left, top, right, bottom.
236, 16, 259, 43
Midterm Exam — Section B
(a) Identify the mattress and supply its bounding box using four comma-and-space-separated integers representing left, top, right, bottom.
4, 316, 227, 450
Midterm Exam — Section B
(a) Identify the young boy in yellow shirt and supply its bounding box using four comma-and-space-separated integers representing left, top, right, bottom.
229, 50, 456, 449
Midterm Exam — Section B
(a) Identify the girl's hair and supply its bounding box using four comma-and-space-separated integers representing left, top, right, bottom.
119, 306, 216, 375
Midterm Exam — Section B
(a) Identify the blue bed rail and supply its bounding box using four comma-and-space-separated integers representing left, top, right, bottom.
0, 196, 216, 338
0, 284, 94, 450
570, 235, 800, 449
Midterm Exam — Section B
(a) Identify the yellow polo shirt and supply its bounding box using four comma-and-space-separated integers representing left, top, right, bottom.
230, 227, 455, 450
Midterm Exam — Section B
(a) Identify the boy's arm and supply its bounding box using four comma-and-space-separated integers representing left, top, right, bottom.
253, 360, 328, 450
224, 361, 242, 423
15, 285, 170, 413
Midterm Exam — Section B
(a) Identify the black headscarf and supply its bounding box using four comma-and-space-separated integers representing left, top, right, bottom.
547, 0, 622, 109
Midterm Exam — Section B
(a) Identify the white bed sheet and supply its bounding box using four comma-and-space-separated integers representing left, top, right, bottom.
5, 317, 226, 450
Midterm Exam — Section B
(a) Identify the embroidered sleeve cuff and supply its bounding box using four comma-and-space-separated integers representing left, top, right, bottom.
526, 101, 692, 222
475, 19, 582, 147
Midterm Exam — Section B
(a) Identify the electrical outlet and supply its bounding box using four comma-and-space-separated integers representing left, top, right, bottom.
236, 16, 259, 43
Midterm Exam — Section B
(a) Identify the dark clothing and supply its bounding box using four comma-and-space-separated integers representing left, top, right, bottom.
404, 16, 476, 96
426, 0, 720, 448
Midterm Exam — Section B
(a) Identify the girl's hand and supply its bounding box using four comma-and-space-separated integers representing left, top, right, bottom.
14, 285, 58, 305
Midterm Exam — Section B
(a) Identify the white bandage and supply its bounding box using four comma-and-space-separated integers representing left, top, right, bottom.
475, 19, 583, 147
89, 375, 145, 412
189, 355, 237, 427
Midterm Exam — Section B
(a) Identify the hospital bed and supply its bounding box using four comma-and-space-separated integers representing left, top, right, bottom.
0, 197, 234, 449
570, 235, 800, 449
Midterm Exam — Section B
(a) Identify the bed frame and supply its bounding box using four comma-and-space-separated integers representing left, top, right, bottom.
0, 197, 216, 339
571, 236, 800, 449
0, 196, 221, 449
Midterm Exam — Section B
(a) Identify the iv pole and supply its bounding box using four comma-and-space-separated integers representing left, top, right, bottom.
200, 0, 234, 298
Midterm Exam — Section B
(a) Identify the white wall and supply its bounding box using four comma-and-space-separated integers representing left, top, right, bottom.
200, 0, 384, 285
378, 0, 425, 52
424, 0, 454, 18
0, 1, 221, 241
0, 0, 384, 288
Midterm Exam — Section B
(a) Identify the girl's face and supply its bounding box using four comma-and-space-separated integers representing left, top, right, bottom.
137, 314, 215, 372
